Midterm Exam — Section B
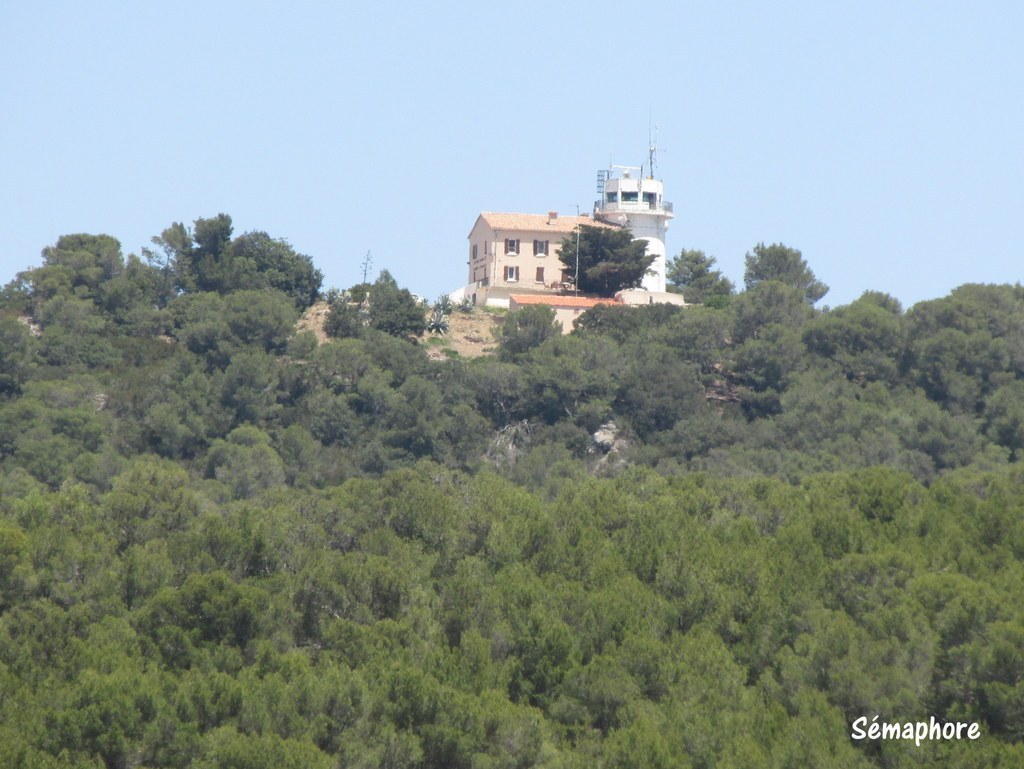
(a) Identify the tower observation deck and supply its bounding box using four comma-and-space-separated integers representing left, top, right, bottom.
593, 165, 673, 293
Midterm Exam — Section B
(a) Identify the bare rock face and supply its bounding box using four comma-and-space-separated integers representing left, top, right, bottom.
18, 316, 41, 337
486, 420, 533, 468
591, 421, 631, 475
592, 421, 619, 451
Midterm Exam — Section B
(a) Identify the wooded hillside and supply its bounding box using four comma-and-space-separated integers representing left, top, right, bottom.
1, 218, 1022, 767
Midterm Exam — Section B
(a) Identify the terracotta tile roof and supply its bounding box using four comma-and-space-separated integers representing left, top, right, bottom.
509, 294, 620, 308
476, 212, 619, 235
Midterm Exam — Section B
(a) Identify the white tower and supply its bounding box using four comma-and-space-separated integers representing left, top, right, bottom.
593, 161, 673, 293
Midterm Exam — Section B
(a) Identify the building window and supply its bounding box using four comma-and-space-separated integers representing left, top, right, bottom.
484, 241, 489, 255
505, 266, 519, 282
535, 267, 544, 283
621, 191, 638, 202
472, 244, 478, 260
606, 191, 618, 203
504, 239, 519, 255
533, 240, 549, 256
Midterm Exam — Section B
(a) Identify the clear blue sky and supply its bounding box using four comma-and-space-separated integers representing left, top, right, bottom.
2, 1, 1022, 309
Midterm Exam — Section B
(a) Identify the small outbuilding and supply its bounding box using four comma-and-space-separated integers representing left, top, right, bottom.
508, 293, 620, 333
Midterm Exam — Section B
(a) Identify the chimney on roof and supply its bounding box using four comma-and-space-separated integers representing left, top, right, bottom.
547, 211, 558, 224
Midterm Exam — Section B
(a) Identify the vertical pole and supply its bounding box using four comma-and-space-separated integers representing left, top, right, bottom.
361, 250, 373, 283
574, 205, 580, 297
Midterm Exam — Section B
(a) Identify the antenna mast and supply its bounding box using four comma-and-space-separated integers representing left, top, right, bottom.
360, 250, 373, 283
648, 120, 658, 179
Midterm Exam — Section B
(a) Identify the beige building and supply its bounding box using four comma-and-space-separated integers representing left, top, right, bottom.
463, 211, 619, 307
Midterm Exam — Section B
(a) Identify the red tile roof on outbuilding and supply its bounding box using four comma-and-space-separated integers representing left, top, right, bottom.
509, 294, 620, 308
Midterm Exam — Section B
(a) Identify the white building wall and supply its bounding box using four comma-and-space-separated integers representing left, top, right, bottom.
629, 220, 669, 293
594, 172, 673, 293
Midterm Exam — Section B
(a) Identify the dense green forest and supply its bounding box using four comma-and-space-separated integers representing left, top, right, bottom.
1, 217, 1023, 767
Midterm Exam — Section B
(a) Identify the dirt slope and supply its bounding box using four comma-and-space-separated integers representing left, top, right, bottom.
298, 302, 500, 359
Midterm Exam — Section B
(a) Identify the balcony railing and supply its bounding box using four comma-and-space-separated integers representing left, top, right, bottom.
594, 200, 673, 214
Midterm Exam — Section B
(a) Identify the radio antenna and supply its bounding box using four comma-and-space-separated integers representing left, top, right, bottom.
360, 250, 373, 283
648, 118, 658, 179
